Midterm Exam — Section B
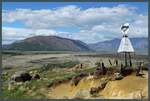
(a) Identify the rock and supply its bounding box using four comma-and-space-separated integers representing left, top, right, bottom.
71, 73, 87, 86
90, 79, 108, 95
93, 68, 103, 78
114, 73, 123, 80
32, 74, 40, 80
71, 76, 81, 86
121, 67, 133, 76
11, 71, 32, 82
100, 80, 107, 89
86, 75, 95, 80
106, 71, 111, 76
29, 71, 34, 74
79, 72, 87, 77
90, 87, 99, 95
93, 63, 108, 77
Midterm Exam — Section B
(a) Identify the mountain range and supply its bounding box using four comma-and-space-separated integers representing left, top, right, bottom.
89, 37, 148, 54
3, 36, 148, 54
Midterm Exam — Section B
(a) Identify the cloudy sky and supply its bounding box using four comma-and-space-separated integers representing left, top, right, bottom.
2, 2, 148, 44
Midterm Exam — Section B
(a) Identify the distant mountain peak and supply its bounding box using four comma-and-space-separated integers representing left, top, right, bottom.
4, 35, 91, 52
88, 37, 148, 54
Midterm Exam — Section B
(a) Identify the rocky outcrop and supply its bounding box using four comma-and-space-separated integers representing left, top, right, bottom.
90, 78, 108, 95
11, 71, 32, 82
71, 73, 88, 86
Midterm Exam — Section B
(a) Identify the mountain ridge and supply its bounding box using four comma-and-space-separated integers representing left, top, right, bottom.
3, 36, 148, 54
88, 37, 148, 54
3, 36, 91, 52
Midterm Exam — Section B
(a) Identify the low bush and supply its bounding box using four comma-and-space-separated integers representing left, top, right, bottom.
40, 61, 79, 72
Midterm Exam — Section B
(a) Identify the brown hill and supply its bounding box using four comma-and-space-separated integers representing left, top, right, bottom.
4, 36, 91, 51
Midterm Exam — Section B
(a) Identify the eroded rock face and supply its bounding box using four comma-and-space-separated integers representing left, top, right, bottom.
11, 71, 32, 82
90, 78, 108, 95
48, 71, 148, 99
71, 73, 87, 86
71, 77, 81, 86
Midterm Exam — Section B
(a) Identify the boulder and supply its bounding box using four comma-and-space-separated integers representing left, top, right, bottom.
11, 71, 32, 82
32, 74, 40, 80
114, 73, 124, 80
90, 87, 99, 95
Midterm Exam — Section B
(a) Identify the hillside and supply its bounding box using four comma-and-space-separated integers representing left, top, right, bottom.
3, 36, 147, 54
88, 37, 148, 54
3, 36, 91, 51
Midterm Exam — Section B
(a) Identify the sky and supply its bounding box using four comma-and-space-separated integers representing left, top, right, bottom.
2, 2, 148, 44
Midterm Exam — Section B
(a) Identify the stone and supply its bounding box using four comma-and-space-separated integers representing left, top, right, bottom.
114, 73, 124, 80
90, 87, 99, 95
100, 80, 107, 89
11, 71, 32, 82
71, 76, 81, 86
32, 74, 40, 80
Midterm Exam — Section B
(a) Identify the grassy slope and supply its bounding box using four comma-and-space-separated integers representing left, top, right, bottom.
2, 58, 95, 99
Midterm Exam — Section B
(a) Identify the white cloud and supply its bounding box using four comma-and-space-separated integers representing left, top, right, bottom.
2, 27, 59, 44
2, 4, 148, 44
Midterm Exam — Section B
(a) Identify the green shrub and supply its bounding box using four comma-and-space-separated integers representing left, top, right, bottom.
40, 61, 79, 72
